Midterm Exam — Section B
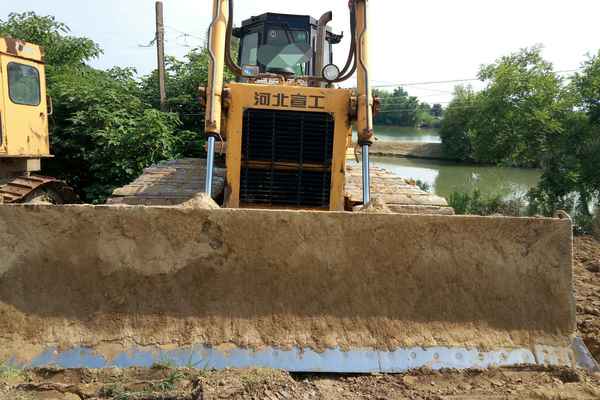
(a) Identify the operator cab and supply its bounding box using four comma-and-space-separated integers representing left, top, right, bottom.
233, 13, 342, 78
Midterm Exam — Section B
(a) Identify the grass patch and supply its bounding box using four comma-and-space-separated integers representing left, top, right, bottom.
448, 189, 524, 216
155, 370, 184, 392
0, 363, 24, 380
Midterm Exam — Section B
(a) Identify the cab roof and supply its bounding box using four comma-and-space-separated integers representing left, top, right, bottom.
0, 37, 44, 63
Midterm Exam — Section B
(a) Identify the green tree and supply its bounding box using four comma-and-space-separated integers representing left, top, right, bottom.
440, 47, 569, 167
439, 86, 478, 161
431, 103, 443, 117
374, 87, 421, 127
0, 12, 101, 68
140, 48, 236, 156
440, 46, 599, 231
529, 51, 600, 229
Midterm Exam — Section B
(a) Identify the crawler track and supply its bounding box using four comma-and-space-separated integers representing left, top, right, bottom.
0, 175, 78, 204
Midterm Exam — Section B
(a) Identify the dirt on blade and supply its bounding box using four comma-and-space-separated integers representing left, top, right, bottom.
0, 236, 598, 400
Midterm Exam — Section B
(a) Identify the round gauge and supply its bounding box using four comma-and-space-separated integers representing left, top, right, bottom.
322, 64, 341, 82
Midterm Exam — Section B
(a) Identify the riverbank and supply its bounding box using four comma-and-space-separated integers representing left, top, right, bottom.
369, 141, 446, 160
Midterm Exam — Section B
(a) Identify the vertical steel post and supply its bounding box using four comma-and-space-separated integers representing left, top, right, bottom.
205, 136, 216, 195
361, 144, 370, 204
155, 1, 167, 111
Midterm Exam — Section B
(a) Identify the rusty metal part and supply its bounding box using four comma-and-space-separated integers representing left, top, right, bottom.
373, 96, 381, 116
0, 175, 78, 204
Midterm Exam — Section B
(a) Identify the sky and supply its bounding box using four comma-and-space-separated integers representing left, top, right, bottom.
1, 0, 599, 104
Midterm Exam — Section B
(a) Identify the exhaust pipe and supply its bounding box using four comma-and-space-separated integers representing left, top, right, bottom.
315, 11, 333, 86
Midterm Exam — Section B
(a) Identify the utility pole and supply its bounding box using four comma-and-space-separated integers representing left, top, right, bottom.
155, 1, 167, 111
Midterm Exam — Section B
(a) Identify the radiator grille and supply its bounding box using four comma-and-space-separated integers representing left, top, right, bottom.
241, 109, 334, 208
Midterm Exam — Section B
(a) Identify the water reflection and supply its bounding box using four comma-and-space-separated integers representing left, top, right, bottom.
372, 156, 541, 200
354, 126, 441, 143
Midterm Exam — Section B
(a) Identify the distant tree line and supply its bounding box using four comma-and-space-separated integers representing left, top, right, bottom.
440, 46, 600, 230
374, 87, 443, 128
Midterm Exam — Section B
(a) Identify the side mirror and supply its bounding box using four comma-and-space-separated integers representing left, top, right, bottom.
47, 95, 53, 116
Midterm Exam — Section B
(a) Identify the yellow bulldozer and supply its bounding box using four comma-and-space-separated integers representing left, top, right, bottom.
0, 0, 597, 373
0, 38, 77, 204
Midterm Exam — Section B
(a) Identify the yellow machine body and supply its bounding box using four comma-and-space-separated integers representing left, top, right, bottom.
0, 38, 50, 165
223, 82, 352, 210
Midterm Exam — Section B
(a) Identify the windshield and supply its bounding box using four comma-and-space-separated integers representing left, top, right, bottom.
241, 32, 259, 66
258, 28, 312, 75
8, 63, 41, 106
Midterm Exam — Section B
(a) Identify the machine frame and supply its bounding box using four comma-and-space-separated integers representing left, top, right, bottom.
0, 37, 50, 179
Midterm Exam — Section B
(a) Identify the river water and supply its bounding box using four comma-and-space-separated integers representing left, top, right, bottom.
369, 126, 541, 199
373, 126, 442, 143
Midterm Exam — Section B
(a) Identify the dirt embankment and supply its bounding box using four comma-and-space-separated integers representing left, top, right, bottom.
368, 141, 446, 159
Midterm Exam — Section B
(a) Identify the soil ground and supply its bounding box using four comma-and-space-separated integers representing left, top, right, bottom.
1, 236, 599, 400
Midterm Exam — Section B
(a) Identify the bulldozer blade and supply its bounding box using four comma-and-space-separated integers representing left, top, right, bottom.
0, 204, 596, 372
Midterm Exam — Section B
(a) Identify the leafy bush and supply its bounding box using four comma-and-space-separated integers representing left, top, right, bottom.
448, 190, 524, 217
45, 66, 190, 202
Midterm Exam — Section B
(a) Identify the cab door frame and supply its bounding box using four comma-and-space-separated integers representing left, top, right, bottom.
0, 54, 49, 157
0, 53, 7, 154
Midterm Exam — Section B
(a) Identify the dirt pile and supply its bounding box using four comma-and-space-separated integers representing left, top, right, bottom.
1, 366, 599, 400
357, 196, 392, 213
574, 236, 600, 362
179, 193, 220, 209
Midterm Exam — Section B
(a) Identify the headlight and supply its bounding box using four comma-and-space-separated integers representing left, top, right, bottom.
242, 65, 260, 77
322, 64, 340, 82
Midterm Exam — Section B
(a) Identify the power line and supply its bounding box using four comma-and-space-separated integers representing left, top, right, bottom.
372, 69, 580, 88
374, 78, 481, 88
165, 25, 206, 42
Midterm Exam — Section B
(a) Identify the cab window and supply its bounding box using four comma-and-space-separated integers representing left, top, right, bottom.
8, 63, 41, 106
241, 32, 259, 65
262, 29, 310, 75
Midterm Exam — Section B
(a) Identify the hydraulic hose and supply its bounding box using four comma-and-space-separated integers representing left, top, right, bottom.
225, 0, 243, 77
334, 0, 357, 82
